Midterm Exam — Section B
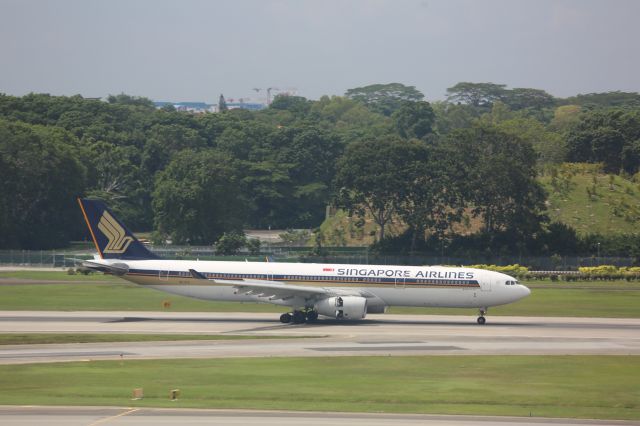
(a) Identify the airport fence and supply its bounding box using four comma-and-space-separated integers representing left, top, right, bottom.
0, 248, 636, 270
0, 250, 93, 268
298, 254, 637, 270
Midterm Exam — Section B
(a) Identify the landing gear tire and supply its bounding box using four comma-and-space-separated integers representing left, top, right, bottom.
292, 310, 306, 324
279, 313, 292, 324
477, 308, 487, 325
306, 310, 318, 322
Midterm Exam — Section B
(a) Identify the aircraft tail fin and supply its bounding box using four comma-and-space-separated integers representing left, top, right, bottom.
77, 198, 160, 260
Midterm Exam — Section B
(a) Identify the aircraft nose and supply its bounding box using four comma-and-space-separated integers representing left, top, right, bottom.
520, 285, 531, 298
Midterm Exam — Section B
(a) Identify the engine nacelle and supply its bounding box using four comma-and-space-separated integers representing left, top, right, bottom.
315, 296, 367, 320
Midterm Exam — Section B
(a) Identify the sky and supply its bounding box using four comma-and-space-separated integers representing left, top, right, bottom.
1, 0, 639, 103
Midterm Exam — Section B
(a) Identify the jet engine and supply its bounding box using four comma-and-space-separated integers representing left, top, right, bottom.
315, 296, 367, 320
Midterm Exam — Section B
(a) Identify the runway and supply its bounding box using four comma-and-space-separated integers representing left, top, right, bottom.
0, 311, 638, 364
1, 406, 638, 426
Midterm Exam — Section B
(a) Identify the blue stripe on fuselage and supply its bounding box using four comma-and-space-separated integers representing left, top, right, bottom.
126, 268, 480, 287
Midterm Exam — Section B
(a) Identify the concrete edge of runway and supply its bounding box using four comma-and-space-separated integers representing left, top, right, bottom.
1, 310, 639, 323
0, 405, 638, 425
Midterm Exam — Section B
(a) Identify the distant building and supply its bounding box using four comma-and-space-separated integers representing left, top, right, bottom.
154, 99, 267, 113
153, 101, 215, 113
226, 102, 266, 111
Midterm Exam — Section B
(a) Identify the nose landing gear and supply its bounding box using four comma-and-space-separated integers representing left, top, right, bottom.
477, 308, 487, 325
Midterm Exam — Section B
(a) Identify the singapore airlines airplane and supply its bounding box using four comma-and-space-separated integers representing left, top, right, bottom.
78, 198, 530, 325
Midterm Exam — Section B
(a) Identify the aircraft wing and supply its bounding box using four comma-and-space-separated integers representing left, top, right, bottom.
189, 269, 356, 302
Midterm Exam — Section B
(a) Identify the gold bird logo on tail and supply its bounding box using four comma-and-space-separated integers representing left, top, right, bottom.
98, 211, 134, 254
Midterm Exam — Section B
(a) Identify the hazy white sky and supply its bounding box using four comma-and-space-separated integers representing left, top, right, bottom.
1, 0, 638, 102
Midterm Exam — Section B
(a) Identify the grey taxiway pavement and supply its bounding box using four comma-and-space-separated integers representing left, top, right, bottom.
1, 406, 638, 426
0, 311, 638, 364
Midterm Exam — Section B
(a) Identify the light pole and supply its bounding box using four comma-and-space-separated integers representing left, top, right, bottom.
597, 242, 601, 265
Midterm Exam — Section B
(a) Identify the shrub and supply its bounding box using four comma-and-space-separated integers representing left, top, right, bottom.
215, 232, 247, 255
468, 264, 529, 278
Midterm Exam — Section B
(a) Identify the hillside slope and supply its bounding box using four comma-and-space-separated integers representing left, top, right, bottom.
320, 165, 640, 246
540, 165, 640, 236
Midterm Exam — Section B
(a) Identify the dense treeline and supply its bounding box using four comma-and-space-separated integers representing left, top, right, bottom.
1, 84, 640, 256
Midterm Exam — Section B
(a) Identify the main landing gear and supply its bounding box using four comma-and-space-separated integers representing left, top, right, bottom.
477, 308, 487, 325
279, 309, 318, 324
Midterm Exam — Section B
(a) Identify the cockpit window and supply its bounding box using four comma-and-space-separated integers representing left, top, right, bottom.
505, 280, 519, 286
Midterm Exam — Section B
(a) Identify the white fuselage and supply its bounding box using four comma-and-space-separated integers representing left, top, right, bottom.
97, 258, 531, 312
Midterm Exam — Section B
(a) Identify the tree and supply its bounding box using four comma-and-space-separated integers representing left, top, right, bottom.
549, 105, 581, 133
494, 116, 567, 168
431, 101, 478, 134
141, 123, 207, 175
308, 96, 391, 143
85, 141, 149, 229
269, 95, 311, 116
218, 94, 228, 112
106, 93, 155, 109
153, 150, 246, 244
563, 91, 640, 109
239, 160, 293, 229
394, 137, 467, 251
392, 101, 435, 139
246, 238, 261, 254
276, 126, 344, 226
446, 82, 506, 108
0, 120, 87, 248
215, 232, 247, 255
501, 88, 556, 111
566, 109, 640, 174
334, 137, 415, 241
345, 83, 424, 116
451, 123, 547, 238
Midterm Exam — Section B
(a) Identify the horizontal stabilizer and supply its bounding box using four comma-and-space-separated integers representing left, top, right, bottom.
82, 260, 129, 275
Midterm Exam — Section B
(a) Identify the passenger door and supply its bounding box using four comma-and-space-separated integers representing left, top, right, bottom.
480, 278, 492, 292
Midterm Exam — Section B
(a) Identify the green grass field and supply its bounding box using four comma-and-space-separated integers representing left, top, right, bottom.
0, 356, 637, 420
540, 170, 640, 236
0, 281, 285, 312
0, 334, 311, 345
0, 270, 121, 281
390, 287, 640, 317
1, 271, 639, 317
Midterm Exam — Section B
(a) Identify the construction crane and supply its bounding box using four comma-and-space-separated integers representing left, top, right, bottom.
266, 87, 278, 105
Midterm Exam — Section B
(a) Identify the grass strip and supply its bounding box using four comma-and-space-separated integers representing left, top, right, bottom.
0, 282, 285, 312
390, 286, 640, 317
1, 281, 639, 318
1, 272, 639, 317
0, 271, 120, 282
0, 356, 637, 420
0, 334, 312, 345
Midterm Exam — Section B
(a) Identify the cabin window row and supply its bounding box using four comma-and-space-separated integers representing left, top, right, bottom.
178, 272, 469, 286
